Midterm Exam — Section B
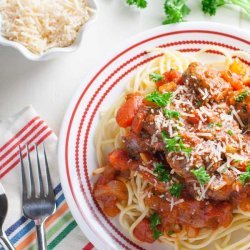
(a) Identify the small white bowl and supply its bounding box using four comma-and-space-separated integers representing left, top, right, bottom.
0, 0, 98, 61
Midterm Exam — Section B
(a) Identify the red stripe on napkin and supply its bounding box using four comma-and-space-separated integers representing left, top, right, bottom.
0, 116, 40, 152
82, 242, 94, 250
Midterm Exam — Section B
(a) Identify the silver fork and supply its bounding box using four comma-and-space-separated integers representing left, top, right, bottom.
19, 145, 56, 250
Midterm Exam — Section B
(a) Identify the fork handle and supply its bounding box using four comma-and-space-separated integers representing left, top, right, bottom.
35, 222, 47, 250
0, 232, 15, 250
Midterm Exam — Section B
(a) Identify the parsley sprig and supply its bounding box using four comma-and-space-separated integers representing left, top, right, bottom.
149, 213, 163, 240
153, 163, 171, 183
126, 0, 147, 8
149, 73, 164, 82
239, 165, 250, 185
202, 0, 250, 17
191, 166, 210, 185
169, 182, 183, 198
235, 91, 249, 103
164, 109, 180, 119
146, 91, 173, 107
162, 131, 192, 157
163, 0, 191, 24
125, 0, 250, 24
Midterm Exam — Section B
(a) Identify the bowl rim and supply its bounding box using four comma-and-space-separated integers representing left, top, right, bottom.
0, 0, 98, 61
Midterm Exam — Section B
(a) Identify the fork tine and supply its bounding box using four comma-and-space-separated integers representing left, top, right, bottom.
35, 144, 44, 197
43, 144, 54, 198
19, 146, 28, 199
26, 145, 36, 197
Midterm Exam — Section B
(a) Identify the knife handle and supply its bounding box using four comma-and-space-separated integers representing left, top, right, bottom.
0, 232, 15, 250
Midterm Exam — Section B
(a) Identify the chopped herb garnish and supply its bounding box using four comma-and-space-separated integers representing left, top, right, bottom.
167, 230, 175, 236
149, 213, 163, 240
216, 122, 222, 127
227, 130, 234, 136
196, 100, 202, 107
162, 131, 192, 157
153, 163, 171, 183
149, 73, 164, 82
182, 147, 192, 157
191, 166, 210, 185
239, 165, 250, 185
169, 182, 183, 198
242, 105, 247, 113
208, 122, 214, 128
146, 91, 173, 107
163, 109, 180, 119
235, 91, 249, 102
235, 159, 242, 163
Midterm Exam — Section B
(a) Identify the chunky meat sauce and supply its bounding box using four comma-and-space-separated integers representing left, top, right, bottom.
94, 60, 250, 243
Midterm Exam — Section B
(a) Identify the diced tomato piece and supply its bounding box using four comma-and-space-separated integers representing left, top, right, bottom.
239, 198, 250, 212
244, 78, 250, 87
164, 69, 182, 83
158, 82, 177, 93
94, 180, 128, 217
116, 93, 144, 128
133, 219, 155, 243
187, 111, 200, 124
103, 198, 120, 217
108, 149, 131, 171
96, 166, 116, 186
131, 106, 146, 134
221, 71, 244, 90
156, 69, 182, 87
94, 180, 128, 201
186, 226, 200, 238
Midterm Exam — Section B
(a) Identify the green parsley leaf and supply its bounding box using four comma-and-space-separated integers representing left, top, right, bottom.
202, 0, 250, 17
163, 109, 180, 119
162, 131, 192, 157
196, 100, 202, 107
227, 130, 234, 136
191, 166, 210, 185
169, 182, 183, 198
146, 91, 173, 107
163, 0, 191, 24
243, 105, 247, 113
167, 230, 175, 236
153, 163, 171, 183
182, 147, 192, 157
234, 159, 242, 163
235, 91, 249, 102
208, 122, 214, 128
126, 0, 147, 8
149, 73, 164, 82
149, 213, 163, 240
239, 165, 250, 185
216, 122, 222, 127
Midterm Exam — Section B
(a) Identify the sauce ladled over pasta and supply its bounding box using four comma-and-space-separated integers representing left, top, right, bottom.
93, 52, 250, 248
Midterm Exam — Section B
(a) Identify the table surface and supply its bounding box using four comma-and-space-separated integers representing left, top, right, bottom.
0, 0, 250, 135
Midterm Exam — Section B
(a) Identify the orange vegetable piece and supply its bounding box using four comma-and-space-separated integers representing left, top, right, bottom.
158, 82, 177, 93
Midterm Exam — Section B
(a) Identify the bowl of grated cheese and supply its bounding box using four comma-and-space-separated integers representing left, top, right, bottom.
0, 0, 97, 61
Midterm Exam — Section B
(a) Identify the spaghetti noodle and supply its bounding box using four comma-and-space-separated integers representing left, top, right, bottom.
93, 47, 250, 250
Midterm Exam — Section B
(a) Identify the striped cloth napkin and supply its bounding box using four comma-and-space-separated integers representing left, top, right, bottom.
0, 106, 94, 250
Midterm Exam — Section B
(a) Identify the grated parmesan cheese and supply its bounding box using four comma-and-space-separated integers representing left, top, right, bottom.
0, 0, 91, 54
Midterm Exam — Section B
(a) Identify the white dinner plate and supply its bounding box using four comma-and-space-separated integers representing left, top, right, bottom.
58, 22, 250, 250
